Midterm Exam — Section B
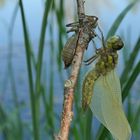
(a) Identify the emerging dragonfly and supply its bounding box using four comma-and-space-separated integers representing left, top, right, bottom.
82, 30, 131, 140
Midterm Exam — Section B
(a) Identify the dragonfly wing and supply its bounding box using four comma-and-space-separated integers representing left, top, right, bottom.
90, 81, 107, 127
90, 70, 131, 140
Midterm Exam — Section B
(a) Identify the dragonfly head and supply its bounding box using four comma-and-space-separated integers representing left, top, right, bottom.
83, 15, 98, 28
107, 35, 124, 50
90, 16, 98, 28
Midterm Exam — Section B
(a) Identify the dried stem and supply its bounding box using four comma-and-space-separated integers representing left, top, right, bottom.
77, 0, 85, 16
55, 0, 86, 140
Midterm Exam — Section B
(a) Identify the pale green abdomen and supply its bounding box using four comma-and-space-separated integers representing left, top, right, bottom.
82, 70, 99, 111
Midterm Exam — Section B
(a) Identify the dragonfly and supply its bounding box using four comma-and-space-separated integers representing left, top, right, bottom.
82, 30, 131, 140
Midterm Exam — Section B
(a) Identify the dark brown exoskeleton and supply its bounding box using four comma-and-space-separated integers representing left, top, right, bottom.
62, 34, 78, 68
62, 15, 98, 69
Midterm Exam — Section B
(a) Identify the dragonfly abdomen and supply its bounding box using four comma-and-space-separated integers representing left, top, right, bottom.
62, 35, 78, 68
82, 69, 99, 111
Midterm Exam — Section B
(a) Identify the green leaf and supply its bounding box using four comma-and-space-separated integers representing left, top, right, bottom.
121, 36, 140, 86
122, 61, 140, 101
85, 110, 93, 140
106, 0, 138, 39
71, 125, 81, 140
131, 105, 140, 130
96, 125, 109, 140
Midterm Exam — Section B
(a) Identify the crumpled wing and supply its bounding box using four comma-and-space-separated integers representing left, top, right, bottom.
90, 70, 131, 140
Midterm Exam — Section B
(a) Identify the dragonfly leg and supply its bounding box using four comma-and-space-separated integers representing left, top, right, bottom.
91, 39, 98, 52
84, 54, 99, 65
66, 22, 80, 33
98, 25, 106, 48
66, 21, 79, 27
66, 27, 79, 33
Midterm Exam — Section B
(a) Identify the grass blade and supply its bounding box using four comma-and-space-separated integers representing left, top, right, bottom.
0, 104, 9, 140
34, 0, 53, 139
96, 125, 109, 140
55, 0, 66, 71
106, 0, 138, 39
18, 1, 39, 140
71, 126, 81, 140
84, 110, 93, 140
36, 0, 53, 93
9, 4, 23, 140
121, 37, 140, 85
131, 105, 140, 130
122, 61, 140, 101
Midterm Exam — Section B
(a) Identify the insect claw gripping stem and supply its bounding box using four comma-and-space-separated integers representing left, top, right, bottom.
66, 22, 79, 27
66, 28, 78, 33
66, 22, 80, 33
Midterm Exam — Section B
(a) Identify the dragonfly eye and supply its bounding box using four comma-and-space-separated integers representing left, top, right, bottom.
113, 39, 124, 50
87, 16, 98, 28
93, 16, 98, 22
107, 35, 124, 50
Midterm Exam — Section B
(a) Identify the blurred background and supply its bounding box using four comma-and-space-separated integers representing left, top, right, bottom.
0, 0, 140, 140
